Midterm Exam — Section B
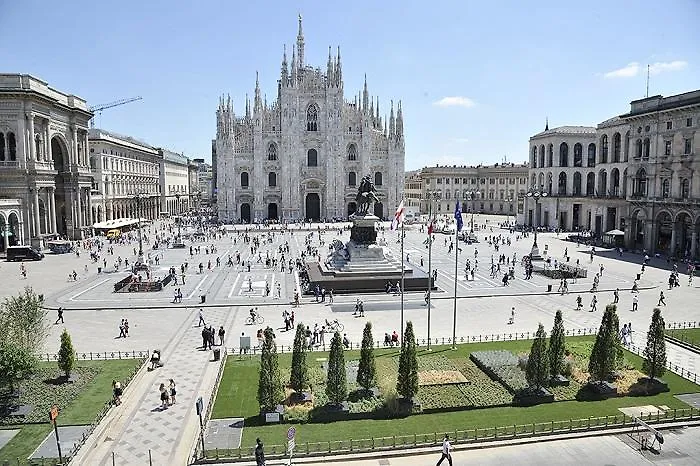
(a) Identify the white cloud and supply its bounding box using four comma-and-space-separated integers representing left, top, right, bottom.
433, 96, 476, 108
451, 137, 470, 144
603, 60, 688, 79
649, 60, 688, 75
426, 155, 472, 166
604, 62, 640, 78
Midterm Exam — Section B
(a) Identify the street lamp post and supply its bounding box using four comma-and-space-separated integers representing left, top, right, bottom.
174, 193, 182, 240
133, 193, 145, 264
424, 190, 441, 350
464, 191, 478, 233
526, 187, 548, 259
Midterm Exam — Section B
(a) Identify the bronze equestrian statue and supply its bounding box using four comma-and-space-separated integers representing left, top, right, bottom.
354, 175, 380, 215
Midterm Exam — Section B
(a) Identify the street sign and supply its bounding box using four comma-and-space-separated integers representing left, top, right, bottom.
287, 439, 296, 453
49, 405, 59, 421
287, 426, 296, 440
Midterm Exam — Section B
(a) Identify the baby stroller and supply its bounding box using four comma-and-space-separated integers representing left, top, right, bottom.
148, 349, 164, 371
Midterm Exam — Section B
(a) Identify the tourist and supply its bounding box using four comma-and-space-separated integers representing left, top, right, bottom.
55, 307, 64, 325
169, 379, 177, 405
159, 383, 169, 409
632, 294, 639, 312
436, 434, 453, 466
590, 295, 597, 312
508, 307, 515, 325
255, 438, 265, 466
112, 380, 123, 406
198, 309, 205, 327
658, 290, 666, 306
613, 288, 619, 304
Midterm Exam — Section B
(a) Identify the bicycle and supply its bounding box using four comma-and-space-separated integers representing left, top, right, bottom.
325, 319, 344, 332
245, 314, 265, 325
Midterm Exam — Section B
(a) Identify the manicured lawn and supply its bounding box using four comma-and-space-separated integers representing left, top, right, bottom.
666, 328, 700, 349
211, 337, 700, 450
0, 359, 143, 462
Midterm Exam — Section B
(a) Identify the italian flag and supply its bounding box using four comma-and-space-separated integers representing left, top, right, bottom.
390, 200, 405, 231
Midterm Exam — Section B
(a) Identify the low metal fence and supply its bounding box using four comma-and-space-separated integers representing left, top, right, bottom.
192, 349, 229, 463
40, 349, 150, 362
196, 408, 699, 462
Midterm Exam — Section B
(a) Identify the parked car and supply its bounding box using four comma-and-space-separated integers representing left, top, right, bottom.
6, 245, 44, 261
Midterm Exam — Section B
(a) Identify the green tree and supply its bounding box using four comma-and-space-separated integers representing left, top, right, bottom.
0, 342, 37, 392
526, 323, 550, 389
57, 329, 76, 378
588, 304, 620, 381
642, 308, 667, 380
325, 331, 347, 405
0, 287, 49, 352
396, 321, 419, 400
356, 322, 376, 391
289, 323, 308, 394
257, 327, 283, 412
549, 310, 566, 378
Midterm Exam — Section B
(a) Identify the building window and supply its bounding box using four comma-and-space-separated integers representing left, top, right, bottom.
347, 144, 357, 161
600, 134, 608, 163
635, 139, 642, 158
634, 169, 647, 196
547, 144, 554, 167
643, 138, 650, 159
685, 138, 693, 155
445, 191, 450, 200
687, 118, 693, 127
348, 171, 357, 186
268, 172, 277, 187
306, 104, 319, 131
267, 143, 277, 161
612, 133, 621, 162
454, 178, 460, 184
437, 178, 442, 184
240, 172, 249, 187
462, 178, 467, 184
662, 179, 670, 198
375, 172, 383, 186
681, 178, 690, 198
307, 149, 318, 166
573, 143, 583, 167
666, 121, 672, 130
559, 142, 569, 167
0, 133, 4, 161
445, 178, 450, 184
587, 143, 596, 167
664, 140, 672, 156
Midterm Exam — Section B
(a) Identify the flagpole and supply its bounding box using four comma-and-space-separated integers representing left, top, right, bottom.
452, 203, 460, 350
400, 220, 405, 340
426, 202, 433, 351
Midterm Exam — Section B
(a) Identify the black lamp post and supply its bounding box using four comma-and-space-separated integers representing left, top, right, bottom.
133, 193, 145, 264
424, 189, 441, 351
464, 190, 478, 233
174, 193, 182, 241
526, 187, 548, 259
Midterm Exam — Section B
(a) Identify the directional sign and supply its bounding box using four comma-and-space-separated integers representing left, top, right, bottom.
287, 439, 296, 453
287, 426, 296, 440
49, 405, 59, 421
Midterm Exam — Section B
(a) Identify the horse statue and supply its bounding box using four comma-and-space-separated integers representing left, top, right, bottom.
355, 175, 380, 215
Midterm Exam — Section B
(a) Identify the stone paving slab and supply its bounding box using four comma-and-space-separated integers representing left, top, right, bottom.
205, 418, 244, 450
618, 405, 665, 418
675, 393, 700, 409
30, 424, 90, 459
0, 429, 19, 450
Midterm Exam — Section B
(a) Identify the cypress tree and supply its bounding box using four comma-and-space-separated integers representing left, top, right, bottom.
326, 331, 347, 405
642, 308, 667, 380
57, 329, 76, 378
356, 322, 376, 391
396, 321, 419, 400
588, 304, 620, 381
289, 323, 308, 394
549, 310, 566, 378
257, 327, 283, 412
526, 323, 550, 389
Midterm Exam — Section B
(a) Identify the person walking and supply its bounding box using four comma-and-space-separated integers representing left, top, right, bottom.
436, 434, 453, 466
255, 438, 266, 466
613, 288, 619, 304
576, 295, 583, 311
590, 295, 597, 312
159, 383, 169, 410
508, 307, 515, 324
55, 307, 64, 324
658, 290, 666, 306
218, 326, 226, 346
169, 379, 177, 405
632, 294, 639, 312
198, 309, 206, 327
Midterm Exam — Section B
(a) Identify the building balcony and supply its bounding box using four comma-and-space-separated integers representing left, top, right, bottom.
0, 160, 20, 169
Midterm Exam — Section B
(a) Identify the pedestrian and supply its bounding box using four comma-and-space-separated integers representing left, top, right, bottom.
255, 438, 265, 466
613, 288, 619, 304
658, 290, 666, 306
219, 326, 225, 345
329, 289, 334, 304
124, 319, 129, 337
632, 294, 639, 311
508, 307, 515, 324
198, 309, 205, 327
590, 295, 597, 312
112, 380, 123, 405
159, 383, 169, 409
576, 295, 582, 311
55, 307, 64, 324
436, 434, 453, 466
169, 379, 177, 405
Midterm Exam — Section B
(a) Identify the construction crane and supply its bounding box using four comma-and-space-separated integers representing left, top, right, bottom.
89, 96, 143, 128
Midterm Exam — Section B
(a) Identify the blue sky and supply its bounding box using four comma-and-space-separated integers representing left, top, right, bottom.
1, 0, 699, 169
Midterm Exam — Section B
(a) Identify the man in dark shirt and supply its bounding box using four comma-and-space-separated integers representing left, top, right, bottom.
255, 438, 265, 466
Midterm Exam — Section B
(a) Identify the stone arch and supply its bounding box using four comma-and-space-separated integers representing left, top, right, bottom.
537, 172, 544, 187
531, 146, 537, 168
630, 209, 646, 250
573, 143, 583, 167
546, 172, 553, 195
347, 143, 357, 161
51, 135, 70, 171
586, 172, 595, 196
8, 212, 20, 246
587, 143, 596, 167
600, 134, 609, 163
559, 142, 569, 167
240, 203, 251, 223
573, 172, 582, 196
530, 173, 536, 187
675, 212, 693, 257
539, 145, 545, 168
655, 210, 673, 254
547, 144, 553, 167
267, 142, 277, 161
610, 168, 620, 197
612, 132, 621, 162
557, 172, 567, 195
598, 169, 607, 196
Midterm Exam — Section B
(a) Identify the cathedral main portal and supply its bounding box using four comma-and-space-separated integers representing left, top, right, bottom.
305, 193, 321, 221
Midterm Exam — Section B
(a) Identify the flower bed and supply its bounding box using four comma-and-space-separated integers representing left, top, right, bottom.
470, 350, 527, 394
418, 370, 468, 386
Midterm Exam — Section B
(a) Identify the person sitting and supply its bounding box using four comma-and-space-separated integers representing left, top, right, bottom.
342, 333, 350, 349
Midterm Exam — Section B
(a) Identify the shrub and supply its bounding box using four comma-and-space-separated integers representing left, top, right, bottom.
549, 310, 566, 378
357, 322, 376, 391
257, 327, 283, 412
326, 332, 347, 405
526, 324, 550, 389
57, 329, 76, 378
396, 322, 418, 400
290, 324, 308, 394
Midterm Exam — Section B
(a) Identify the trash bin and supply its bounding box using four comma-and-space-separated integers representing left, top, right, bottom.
636, 273, 641, 281
213, 348, 220, 361
200, 295, 206, 304
547, 284, 553, 292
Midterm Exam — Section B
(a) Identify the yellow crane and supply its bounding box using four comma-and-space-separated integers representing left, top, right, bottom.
89, 96, 143, 128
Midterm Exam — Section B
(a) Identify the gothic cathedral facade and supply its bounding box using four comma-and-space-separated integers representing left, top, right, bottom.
215, 17, 405, 223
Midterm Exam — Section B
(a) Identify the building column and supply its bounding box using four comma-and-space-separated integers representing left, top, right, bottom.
44, 119, 50, 162
3, 225, 9, 250
670, 227, 677, 256
76, 187, 83, 229
83, 132, 89, 167
43, 190, 49, 234
28, 116, 36, 162
691, 231, 698, 259
644, 220, 654, 252
87, 189, 93, 226
32, 189, 40, 237
49, 187, 57, 233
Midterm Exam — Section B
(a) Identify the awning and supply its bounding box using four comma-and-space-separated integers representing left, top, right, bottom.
605, 229, 625, 236
92, 218, 149, 230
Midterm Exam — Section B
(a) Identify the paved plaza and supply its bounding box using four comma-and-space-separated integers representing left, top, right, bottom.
2, 215, 700, 465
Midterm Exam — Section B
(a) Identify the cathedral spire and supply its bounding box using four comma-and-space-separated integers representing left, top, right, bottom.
296, 14, 305, 70
389, 100, 395, 138
545, 117, 549, 131
326, 46, 334, 87
254, 71, 262, 114
281, 44, 288, 86
369, 97, 374, 125
396, 100, 404, 139
376, 97, 380, 123
290, 48, 297, 84
245, 94, 250, 120
362, 74, 369, 115
335, 46, 342, 87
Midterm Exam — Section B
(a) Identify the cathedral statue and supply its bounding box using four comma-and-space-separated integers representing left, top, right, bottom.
355, 175, 380, 216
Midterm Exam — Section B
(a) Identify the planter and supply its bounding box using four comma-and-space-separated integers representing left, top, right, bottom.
514, 387, 554, 406
550, 374, 570, 387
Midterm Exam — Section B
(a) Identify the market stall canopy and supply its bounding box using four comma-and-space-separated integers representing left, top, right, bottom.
92, 218, 151, 230
605, 229, 625, 236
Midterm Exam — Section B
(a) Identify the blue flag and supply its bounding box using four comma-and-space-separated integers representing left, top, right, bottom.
454, 200, 463, 232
